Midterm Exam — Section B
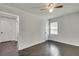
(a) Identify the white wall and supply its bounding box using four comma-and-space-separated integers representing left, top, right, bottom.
49, 12, 79, 46
0, 4, 47, 50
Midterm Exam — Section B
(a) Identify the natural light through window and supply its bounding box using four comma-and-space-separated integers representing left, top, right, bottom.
50, 22, 58, 35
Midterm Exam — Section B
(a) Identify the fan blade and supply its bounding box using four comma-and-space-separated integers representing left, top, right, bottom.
40, 7, 48, 11
55, 5, 63, 8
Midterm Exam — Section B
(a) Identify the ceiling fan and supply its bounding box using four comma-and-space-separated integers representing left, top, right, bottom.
40, 3, 63, 13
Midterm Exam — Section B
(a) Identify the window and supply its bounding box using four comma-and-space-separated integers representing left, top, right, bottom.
50, 22, 58, 35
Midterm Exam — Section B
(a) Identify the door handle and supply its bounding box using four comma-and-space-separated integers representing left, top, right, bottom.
1, 32, 3, 34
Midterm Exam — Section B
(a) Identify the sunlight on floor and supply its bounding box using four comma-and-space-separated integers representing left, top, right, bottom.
50, 44, 61, 56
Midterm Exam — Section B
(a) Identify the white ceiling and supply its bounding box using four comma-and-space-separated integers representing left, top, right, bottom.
3, 3, 79, 19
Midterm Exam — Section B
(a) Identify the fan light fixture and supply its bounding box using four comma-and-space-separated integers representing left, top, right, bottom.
48, 3, 55, 13
49, 8, 54, 13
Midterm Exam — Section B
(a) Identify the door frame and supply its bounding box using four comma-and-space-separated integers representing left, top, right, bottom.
0, 11, 19, 41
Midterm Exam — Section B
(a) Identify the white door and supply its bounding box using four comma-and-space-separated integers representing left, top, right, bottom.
0, 17, 17, 42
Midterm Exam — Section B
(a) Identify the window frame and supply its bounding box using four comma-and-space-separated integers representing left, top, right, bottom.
49, 22, 58, 35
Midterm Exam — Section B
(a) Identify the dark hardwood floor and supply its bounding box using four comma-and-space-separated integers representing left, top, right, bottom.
0, 41, 18, 56
19, 40, 79, 56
